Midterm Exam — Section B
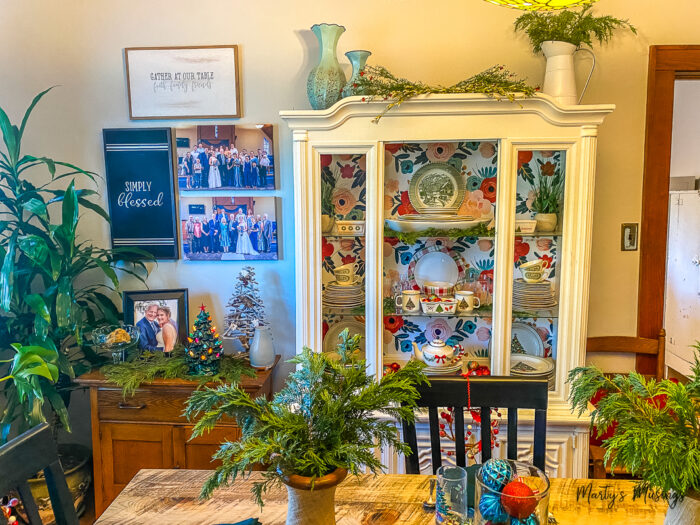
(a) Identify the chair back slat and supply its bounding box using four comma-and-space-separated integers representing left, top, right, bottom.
586, 329, 666, 381
453, 408, 466, 468
0, 423, 79, 525
507, 409, 518, 460
533, 409, 548, 470
402, 377, 548, 474
16, 482, 42, 524
428, 407, 442, 473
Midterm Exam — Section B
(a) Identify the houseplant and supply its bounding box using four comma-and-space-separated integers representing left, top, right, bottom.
568, 344, 700, 525
320, 162, 337, 233
528, 156, 564, 232
514, 6, 636, 104
185, 329, 428, 524
0, 88, 149, 517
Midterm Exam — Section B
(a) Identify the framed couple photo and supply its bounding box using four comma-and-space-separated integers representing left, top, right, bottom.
123, 289, 188, 353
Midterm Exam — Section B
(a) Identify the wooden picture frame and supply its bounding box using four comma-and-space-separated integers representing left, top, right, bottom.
125, 45, 241, 120
123, 289, 189, 352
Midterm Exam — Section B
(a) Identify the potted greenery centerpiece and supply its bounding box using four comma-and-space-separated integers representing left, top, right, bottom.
568, 344, 700, 525
514, 6, 636, 104
185, 330, 427, 525
0, 89, 149, 520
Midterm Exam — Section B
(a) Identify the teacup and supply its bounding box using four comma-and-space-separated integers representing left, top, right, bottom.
455, 290, 480, 313
334, 263, 359, 286
395, 290, 421, 313
519, 260, 547, 283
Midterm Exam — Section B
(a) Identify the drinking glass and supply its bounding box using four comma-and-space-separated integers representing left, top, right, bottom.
474, 459, 550, 525
436, 465, 469, 525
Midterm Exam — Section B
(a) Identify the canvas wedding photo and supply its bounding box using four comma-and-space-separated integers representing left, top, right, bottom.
175, 124, 275, 191
180, 195, 279, 261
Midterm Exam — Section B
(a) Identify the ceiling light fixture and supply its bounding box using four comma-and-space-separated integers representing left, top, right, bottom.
484, 0, 597, 11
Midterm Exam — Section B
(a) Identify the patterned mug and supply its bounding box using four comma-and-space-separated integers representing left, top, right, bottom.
395, 290, 421, 313
455, 290, 481, 313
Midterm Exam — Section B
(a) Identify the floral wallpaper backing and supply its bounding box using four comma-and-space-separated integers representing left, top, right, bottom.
318, 148, 563, 369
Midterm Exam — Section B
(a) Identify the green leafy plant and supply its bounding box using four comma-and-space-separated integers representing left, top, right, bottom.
568, 343, 700, 500
185, 329, 428, 506
355, 65, 536, 122
529, 160, 564, 214
0, 88, 151, 443
514, 5, 637, 54
321, 174, 336, 217
0, 345, 61, 434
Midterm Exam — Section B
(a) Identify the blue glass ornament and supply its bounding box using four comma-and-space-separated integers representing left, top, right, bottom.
479, 492, 509, 523
481, 459, 514, 491
510, 514, 540, 525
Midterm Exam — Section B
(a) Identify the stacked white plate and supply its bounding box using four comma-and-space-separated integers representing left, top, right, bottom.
385, 215, 490, 233
513, 279, 558, 311
323, 279, 365, 308
510, 355, 556, 391
422, 357, 464, 376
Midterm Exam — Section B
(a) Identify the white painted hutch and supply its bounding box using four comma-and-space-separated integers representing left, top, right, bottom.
281, 94, 613, 478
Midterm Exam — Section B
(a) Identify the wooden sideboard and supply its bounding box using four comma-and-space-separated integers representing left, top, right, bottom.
77, 355, 279, 517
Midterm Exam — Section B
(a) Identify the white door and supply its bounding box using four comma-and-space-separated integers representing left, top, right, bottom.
664, 191, 700, 377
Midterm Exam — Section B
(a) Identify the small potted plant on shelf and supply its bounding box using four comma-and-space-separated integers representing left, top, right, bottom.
321, 164, 337, 234
529, 158, 564, 232
568, 344, 700, 525
185, 329, 428, 525
514, 5, 636, 104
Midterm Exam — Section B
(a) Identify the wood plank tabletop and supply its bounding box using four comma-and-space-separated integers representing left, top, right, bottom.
94, 469, 668, 524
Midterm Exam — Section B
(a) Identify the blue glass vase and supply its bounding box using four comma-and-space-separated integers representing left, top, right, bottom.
342, 50, 371, 98
307, 23, 346, 110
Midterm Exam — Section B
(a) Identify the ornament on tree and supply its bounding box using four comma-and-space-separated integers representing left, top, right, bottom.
481, 459, 514, 491
224, 266, 267, 350
500, 481, 537, 519
185, 304, 223, 375
509, 515, 540, 525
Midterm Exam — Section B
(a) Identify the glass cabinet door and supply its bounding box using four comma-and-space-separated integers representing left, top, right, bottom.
382, 141, 500, 376
509, 149, 567, 391
319, 153, 367, 361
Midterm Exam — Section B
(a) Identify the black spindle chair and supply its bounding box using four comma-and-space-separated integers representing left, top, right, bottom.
402, 377, 548, 474
0, 423, 79, 525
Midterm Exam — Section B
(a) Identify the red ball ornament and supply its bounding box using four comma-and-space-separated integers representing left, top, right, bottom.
500, 481, 537, 519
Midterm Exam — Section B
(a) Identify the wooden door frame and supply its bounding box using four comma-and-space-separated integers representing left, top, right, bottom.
638, 46, 700, 374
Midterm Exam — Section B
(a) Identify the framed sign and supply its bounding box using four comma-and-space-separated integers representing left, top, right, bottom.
125, 45, 241, 119
103, 128, 179, 259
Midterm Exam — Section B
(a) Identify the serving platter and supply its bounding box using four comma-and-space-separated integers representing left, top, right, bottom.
385, 215, 490, 233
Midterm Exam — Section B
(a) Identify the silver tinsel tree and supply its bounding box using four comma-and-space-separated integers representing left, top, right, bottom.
224, 266, 267, 349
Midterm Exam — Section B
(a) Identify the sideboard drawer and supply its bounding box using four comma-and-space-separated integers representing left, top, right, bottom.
97, 388, 190, 423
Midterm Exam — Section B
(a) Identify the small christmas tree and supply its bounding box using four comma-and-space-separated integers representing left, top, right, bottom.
224, 266, 267, 349
185, 305, 223, 375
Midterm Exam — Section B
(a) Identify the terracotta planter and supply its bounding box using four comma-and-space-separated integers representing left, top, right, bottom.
535, 212, 558, 232
664, 490, 700, 525
283, 468, 347, 525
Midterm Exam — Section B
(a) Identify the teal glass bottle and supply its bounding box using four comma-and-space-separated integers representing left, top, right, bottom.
307, 23, 346, 110
342, 50, 371, 98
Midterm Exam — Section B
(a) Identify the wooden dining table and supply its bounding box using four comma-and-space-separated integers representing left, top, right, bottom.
95, 469, 669, 524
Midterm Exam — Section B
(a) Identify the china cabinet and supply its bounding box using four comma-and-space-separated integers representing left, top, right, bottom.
281, 94, 613, 477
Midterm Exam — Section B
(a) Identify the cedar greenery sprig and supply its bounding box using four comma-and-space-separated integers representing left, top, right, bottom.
101, 346, 256, 397
355, 65, 537, 122
185, 329, 428, 506
514, 5, 637, 54
568, 343, 700, 499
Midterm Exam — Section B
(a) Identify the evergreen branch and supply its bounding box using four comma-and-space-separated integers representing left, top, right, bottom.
355, 65, 536, 122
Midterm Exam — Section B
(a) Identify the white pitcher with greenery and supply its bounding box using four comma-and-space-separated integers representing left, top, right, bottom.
185, 329, 427, 525
515, 6, 636, 105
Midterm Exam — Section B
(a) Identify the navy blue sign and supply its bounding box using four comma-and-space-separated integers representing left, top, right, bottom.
103, 128, 179, 259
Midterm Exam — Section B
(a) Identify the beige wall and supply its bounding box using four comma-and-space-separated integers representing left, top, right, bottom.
2, 0, 697, 441
235, 126, 270, 154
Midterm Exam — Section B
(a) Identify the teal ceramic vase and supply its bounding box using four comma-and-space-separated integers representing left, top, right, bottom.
307, 23, 346, 110
342, 50, 372, 98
